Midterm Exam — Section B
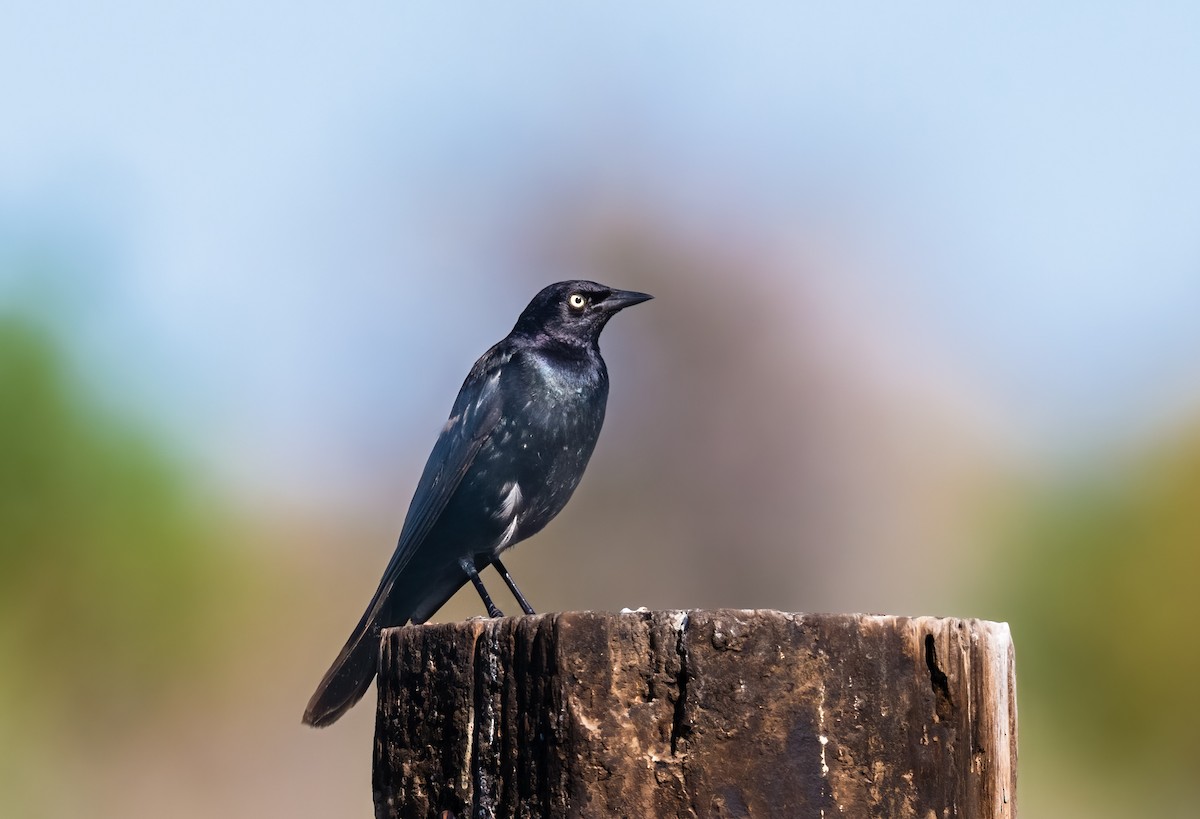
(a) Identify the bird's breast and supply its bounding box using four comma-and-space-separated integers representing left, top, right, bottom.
464, 349, 609, 546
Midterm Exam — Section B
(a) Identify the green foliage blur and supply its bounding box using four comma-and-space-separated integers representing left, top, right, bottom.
0, 313, 256, 732
1001, 425, 1200, 810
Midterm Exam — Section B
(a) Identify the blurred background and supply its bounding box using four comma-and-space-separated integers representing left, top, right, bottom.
3, 3, 1199, 817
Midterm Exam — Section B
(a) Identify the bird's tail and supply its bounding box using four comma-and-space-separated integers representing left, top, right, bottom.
303, 598, 394, 728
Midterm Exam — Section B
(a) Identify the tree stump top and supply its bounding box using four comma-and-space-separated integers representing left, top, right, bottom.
374, 609, 1017, 819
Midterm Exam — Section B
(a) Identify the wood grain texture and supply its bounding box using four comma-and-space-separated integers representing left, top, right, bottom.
373, 610, 1017, 819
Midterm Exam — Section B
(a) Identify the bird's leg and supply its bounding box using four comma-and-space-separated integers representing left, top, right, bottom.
459, 558, 504, 618
492, 558, 537, 616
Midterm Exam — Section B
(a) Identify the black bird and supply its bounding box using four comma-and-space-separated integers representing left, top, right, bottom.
304, 280, 652, 727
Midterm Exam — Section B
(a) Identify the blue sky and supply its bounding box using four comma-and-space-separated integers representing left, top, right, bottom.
4, 3, 1200, 494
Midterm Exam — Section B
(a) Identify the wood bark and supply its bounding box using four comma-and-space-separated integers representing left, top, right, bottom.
373, 610, 1017, 819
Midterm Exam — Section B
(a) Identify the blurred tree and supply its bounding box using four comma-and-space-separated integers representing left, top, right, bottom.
1004, 423, 1200, 805
0, 314, 249, 733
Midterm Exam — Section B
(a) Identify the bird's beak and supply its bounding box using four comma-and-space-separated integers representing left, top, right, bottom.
601, 289, 654, 312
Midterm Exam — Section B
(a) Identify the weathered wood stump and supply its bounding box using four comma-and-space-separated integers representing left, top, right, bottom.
374, 610, 1016, 819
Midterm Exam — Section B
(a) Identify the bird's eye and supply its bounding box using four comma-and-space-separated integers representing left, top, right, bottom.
567, 293, 587, 311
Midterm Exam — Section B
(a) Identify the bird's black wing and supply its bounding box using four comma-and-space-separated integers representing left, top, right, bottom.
303, 343, 509, 727
374, 343, 510, 600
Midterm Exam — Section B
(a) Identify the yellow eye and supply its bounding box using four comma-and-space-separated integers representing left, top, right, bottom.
567, 293, 587, 311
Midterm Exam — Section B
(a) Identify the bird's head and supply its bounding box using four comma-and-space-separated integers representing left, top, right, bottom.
512, 280, 653, 346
